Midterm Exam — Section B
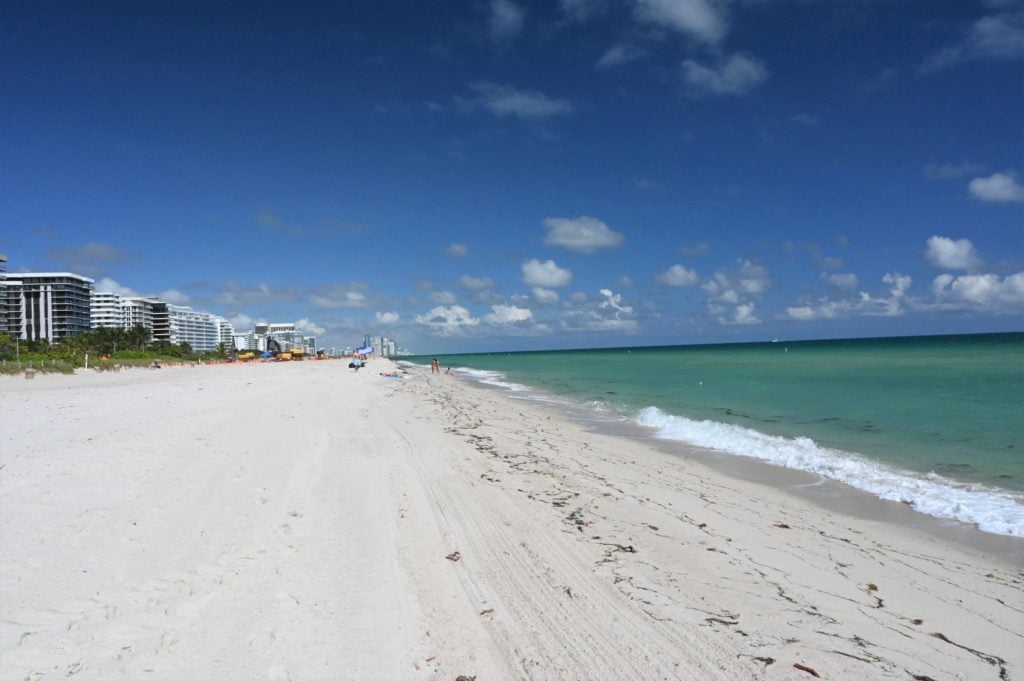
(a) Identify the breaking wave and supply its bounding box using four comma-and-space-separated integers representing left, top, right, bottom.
635, 406, 1024, 537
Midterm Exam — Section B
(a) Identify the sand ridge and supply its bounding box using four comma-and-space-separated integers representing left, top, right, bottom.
1, 360, 1021, 680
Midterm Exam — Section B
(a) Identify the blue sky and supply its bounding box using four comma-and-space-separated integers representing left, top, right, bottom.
2, 0, 1022, 353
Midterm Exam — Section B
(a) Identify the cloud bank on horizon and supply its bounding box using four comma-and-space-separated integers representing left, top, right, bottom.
2, 0, 1022, 352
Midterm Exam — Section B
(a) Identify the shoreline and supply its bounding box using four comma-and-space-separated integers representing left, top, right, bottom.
563, 395, 1024, 564
2, 361, 1022, 679
434, 361, 1024, 555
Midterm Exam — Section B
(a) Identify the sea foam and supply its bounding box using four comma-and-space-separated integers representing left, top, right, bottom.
453, 367, 529, 392
635, 406, 1024, 537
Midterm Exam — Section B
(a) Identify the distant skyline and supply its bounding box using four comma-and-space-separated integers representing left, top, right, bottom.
2, 1, 1021, 353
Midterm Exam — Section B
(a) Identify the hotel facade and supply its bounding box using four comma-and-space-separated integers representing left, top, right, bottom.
0, 271, 95, 342
88, 289, 234, 352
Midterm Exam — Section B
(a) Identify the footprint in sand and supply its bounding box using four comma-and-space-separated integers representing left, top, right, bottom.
276, 593, 299, 612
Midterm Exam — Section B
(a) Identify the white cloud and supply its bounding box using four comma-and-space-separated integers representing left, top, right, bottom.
923, 9, 1024, 71
542, 215, 624, 253
294, 318, 326, 336
722, 302, 759, 325
822, 272, 859, 290
560, 288, 637, 332
310, 285, 367, 309
489, 0, 525, 41
160, 289, 190, 305
932, 272, 1024, 307
229, 314, 255, 331
413, 305, 480, 335
596, 44, 646, 69
682, 53, 768, 96
532, 286, 560, 304
459, 275, 493, 291
522, 258, 573, 287
704, 260, 771, 299
618, 275, 634, 287
94, 277, 138, 296
702, 260, 771, 325
635, 0, 728, 44
738, 262, 771, 294
446, 243, 469, 257
466, 82, 574, 119
429, 290, 458, 305
657, 264, 699, 287
375, 311, 400, 325
785, 306, 816, 321
785, 273, 912, 320
483, 304, 534, 325
926, 236, 984, 270
599, 288, 633, 314
969, 171, 1024, 202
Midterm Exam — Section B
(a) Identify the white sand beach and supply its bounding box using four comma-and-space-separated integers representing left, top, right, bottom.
1, 361, 1021, 680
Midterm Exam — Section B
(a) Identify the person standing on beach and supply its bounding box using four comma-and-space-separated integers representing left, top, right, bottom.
431, 358, 438, 374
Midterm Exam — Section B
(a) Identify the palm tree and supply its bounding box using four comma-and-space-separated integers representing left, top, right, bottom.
127, 324, 150, 351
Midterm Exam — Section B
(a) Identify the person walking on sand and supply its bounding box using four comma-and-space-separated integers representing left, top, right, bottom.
431, 358, 438, 374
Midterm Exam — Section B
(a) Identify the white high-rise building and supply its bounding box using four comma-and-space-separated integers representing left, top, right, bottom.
121, 297, 162, 334
91, 291, 123, 328
3, 272, 94, 342
233, 332, 262, 351
213, 317, 234, 348
167, 305, 220, 351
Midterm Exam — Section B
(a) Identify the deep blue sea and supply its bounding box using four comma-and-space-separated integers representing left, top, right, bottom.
407, 333, 1024, 536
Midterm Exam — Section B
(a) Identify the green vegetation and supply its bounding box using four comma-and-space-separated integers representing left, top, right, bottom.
0, 326, 231, 374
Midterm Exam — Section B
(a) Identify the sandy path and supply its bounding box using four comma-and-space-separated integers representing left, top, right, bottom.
2, 361, 1022, 680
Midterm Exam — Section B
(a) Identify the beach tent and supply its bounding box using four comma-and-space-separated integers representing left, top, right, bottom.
356, 346, 373, 355
260, 351, 273, 358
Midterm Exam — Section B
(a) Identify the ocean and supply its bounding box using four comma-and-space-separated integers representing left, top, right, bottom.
407, 333, 1024, 537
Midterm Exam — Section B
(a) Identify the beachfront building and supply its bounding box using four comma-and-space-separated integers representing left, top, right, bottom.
248, 322, 313, 354
0, 255, 21, 338
119, 296, 171, 344
1, 272, 94, 342
365, 335, 398, 358
90, 292, 234, 352
214, 317, 234, 349
90, 291, 123, 328
302, 336, 317, 356
233, 331, 264, 352
165, 305, 234, 352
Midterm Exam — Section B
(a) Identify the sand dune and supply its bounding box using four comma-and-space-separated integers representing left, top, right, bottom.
1, 361, 1021, 680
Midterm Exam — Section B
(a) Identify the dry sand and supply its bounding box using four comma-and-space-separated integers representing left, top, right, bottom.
1, 360, 1021, 680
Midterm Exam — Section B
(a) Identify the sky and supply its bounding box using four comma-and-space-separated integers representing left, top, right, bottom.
2, 0, 1022, 353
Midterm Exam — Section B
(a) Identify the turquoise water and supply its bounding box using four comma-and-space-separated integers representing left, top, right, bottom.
408, 333, 1024, 535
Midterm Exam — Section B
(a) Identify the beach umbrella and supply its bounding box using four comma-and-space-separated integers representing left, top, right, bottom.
356, 346, 373, 355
